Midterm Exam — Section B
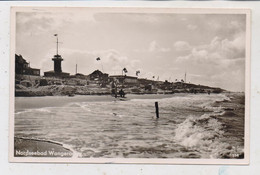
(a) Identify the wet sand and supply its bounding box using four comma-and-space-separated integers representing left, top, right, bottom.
14, 137, 73, 157
15, 94, 182, 111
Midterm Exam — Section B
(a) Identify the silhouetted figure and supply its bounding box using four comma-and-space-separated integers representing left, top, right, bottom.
111, 78, 118, 98
119, 89, 125, 98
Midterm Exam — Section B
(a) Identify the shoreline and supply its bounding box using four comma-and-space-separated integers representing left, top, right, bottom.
15, 92, 242, 111
14, 137, 73, 157
15, 93, 183, 111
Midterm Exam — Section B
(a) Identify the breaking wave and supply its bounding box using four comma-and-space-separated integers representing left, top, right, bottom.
174, 113, 226, 158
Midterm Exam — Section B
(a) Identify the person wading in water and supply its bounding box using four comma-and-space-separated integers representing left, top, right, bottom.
111, 78, 118, 98
119, 89, 125, 98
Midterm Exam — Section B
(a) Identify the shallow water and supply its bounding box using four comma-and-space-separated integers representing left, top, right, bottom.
14, 93, 245, 159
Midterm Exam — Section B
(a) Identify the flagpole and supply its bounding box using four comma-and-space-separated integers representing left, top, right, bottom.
185, 71, 186, 83
56, 35, 58, 55
96, 57, 104, 72
101, 61, 104, 72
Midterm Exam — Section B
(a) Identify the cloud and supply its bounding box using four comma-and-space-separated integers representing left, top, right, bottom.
16, 11, 246, 92
174, 41, 191, 51
54, 48, 154, 78
17, 14, 54, 36
177, 33, 245, 64
175, 33, 245, 91
148, 41, 170, 52
16, 12, 97, 37
189, 73, 203, 78
53, 48, 142, 76
140, 71, 156, 80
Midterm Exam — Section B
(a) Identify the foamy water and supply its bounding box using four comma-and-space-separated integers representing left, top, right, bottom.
14, 93, 244, 159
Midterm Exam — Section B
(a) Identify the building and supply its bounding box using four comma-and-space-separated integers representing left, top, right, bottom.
70, 73, 86, 79
44, 54, 70, 78
138, 78, 154, 86
44, 35, 70, 78
88, 70, 109, 82
15, 54, 40, 76
44, 70, 70, 78
109, 75, 138, 84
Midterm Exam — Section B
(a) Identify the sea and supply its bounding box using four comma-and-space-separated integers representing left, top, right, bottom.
14, 93, 245, 159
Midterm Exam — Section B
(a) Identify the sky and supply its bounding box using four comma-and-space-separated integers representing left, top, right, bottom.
16, 9, 247, 91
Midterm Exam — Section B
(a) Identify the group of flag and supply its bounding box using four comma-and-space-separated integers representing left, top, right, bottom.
95, 57, 158, 78
52, 34, 155, 79
96, 57, 142, 76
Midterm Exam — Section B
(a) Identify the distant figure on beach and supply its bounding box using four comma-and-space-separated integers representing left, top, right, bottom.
119, 89, 125, 98
208, 90, 211, 95
111, 78, 118, 98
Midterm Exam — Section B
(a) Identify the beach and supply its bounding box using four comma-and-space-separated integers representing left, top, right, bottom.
15, 94, 181, 111
14, 137, 73, 157
14, 93, 245, 159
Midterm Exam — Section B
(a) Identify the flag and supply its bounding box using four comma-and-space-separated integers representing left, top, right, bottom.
123, 68, 128, 73
136, 70, 140, 76
96, 57, 100, 61
54, 34, 58, 36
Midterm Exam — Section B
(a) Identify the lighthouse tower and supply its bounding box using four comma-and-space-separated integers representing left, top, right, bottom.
52, 54, 63, 73
52, 34, 63, 73
44, 34, 70, 77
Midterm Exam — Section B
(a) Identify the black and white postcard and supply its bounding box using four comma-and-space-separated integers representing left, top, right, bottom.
9, 7, 250, 164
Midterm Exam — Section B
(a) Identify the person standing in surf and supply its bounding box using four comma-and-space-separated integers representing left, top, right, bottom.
111, 78, 118, 98
119, 89, 125, 98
